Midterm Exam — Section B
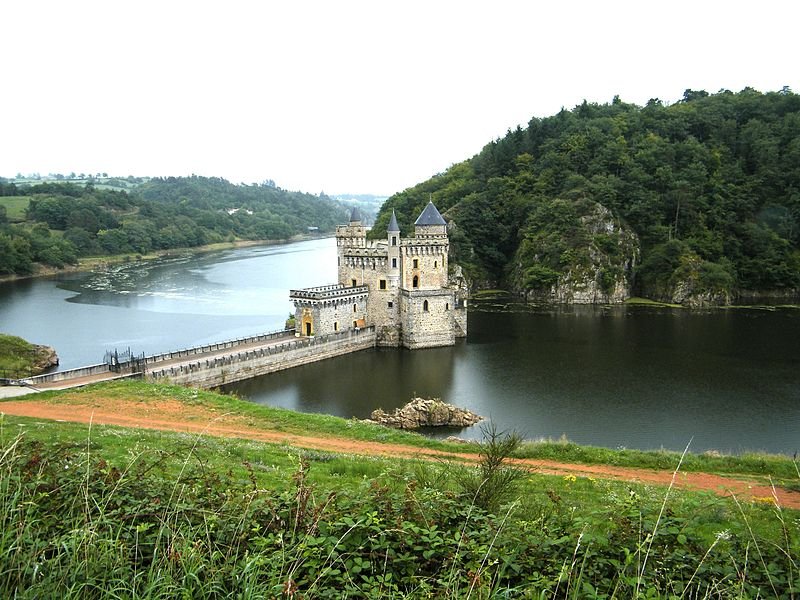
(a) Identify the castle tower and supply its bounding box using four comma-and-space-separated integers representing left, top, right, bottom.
336, 207, 368, 285
386, 210, 401, 290
398, 201, 458, 349
402, 201, 449, 291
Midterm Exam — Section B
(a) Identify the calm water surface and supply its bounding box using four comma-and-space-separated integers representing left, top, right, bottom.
1, 237, 798, 454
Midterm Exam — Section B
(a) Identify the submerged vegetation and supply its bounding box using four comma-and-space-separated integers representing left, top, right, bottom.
0, 381, 798, 597
375, 88, 800, 304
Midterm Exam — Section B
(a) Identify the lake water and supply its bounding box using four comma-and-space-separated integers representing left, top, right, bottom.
1, 237, 798, 455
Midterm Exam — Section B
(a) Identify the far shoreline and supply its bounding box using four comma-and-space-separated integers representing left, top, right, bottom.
0, 233, 333, 284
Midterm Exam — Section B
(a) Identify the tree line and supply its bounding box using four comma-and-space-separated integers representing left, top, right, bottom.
374, 88, 800, 300
0, 176, 347, 276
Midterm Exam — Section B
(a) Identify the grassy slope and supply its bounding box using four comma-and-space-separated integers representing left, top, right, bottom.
0, 333, 36, 376
13, 379, 800, 483
0, 381, 797, 597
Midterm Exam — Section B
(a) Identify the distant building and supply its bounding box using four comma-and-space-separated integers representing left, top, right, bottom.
290, 203, 467, 349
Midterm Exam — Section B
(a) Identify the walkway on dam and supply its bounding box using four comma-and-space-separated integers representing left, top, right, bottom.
9, 330, 299, 394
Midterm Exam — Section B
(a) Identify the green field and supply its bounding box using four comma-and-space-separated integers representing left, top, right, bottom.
0, 381, 796, 597
0, 196, 30, 221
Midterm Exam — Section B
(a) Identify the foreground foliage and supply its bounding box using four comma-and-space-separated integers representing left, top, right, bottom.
0, 421, 797, 598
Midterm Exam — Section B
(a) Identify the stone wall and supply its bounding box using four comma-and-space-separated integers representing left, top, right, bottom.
148, 327, 377, 388
400, 289, 456, 349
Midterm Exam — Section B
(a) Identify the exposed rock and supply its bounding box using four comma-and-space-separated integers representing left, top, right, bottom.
32, 344, 59, 373
517, 201, 640, 304
369, 397, 482, 429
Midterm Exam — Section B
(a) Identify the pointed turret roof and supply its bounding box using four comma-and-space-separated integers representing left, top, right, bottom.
414, 201, 447, 226
387, 210, 400, 233
349, 207, 362, 224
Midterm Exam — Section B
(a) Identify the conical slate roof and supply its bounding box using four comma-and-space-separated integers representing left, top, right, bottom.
349, 207, 362, 223
387, 210, 400, 233
414, 201, 447, 226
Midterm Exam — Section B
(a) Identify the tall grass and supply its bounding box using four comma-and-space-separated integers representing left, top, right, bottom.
0, 423, 797, 598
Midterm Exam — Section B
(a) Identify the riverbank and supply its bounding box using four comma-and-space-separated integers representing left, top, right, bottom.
2, 380, 799, 500
0, 233, 332, 283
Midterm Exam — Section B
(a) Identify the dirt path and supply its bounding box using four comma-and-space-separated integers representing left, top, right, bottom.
2, 397, 799, 510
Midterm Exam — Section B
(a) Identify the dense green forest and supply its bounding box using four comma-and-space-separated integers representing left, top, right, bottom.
0, 177, 346, 276
374, 88, 800, 304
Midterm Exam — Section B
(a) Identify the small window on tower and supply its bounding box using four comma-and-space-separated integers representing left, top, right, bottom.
434, 261, 437, 268
413, 259, 419, 269
413, 275, 419, 288
334, 322, 339, 331
423, 300, 429, 312
352, 279, 357, 287
353, 304, 357, 312
392, 236, 397, 246
392, 258, 397, 268
379, 279, 386, 290
388, 301, 393, 308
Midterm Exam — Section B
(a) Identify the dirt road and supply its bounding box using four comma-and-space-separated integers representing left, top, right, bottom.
2, 396, 799, 510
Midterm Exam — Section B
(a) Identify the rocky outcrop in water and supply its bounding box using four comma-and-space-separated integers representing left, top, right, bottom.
32, 345, 59, 373
368, 397, 482, 429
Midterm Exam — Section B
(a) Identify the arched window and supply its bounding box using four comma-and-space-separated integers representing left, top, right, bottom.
413, 275, 419, 288
445, 303, 449, 311
423, 300, 429, 312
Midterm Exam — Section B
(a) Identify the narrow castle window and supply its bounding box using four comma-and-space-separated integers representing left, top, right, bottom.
334, 322, 338, 331
434, 261, 437, 268
392, 236, 397, 246
353, 304, 357, 312
423, 300, 429, 312
445, 303, 449, 311
379, 279, 386, 290
352, 278, 357, 287
413, 258, 419, 269
353, 320, 358, 328
388, 301, 393, 308
413, 275, 419, 288
392, 258, 397, 268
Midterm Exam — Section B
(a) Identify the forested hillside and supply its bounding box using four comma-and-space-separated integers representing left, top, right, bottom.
0, 176, 346, 276
374, 88, 800, 304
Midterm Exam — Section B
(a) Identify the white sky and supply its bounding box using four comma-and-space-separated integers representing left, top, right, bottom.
2, 1, 798, 196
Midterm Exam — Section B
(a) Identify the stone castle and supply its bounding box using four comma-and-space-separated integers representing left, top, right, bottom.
290, 202, 467, 349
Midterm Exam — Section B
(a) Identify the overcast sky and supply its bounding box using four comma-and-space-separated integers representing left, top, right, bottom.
2, 1, 798, 196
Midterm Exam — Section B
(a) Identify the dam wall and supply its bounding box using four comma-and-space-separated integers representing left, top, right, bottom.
147, 326, 377, 388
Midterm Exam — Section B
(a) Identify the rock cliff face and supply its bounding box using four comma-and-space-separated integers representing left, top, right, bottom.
516, 201, 639, 304
368, 397, 482, 429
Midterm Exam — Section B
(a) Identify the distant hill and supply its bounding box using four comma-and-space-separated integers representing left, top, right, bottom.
373, 88, 800, 305
0, 176, 347, 276
333, 194, 388, 225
